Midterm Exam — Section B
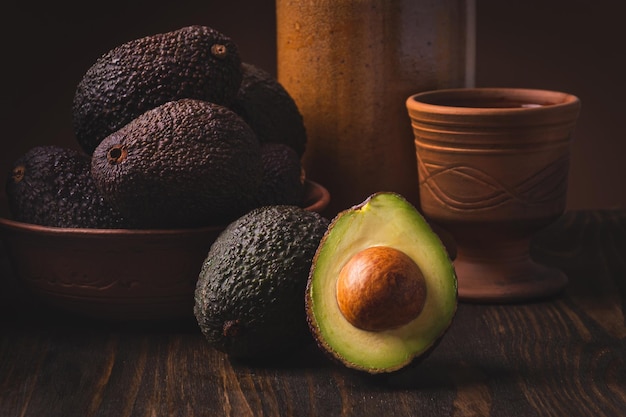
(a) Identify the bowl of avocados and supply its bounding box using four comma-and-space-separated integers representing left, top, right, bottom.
0, 179, 329, 320
0, 24, 330, 320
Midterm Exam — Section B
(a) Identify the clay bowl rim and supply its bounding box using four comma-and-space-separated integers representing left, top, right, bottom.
406, 87, 581, 122
0, 179, 330, 237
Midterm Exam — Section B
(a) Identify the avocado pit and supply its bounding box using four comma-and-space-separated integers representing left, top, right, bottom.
336, 245, 427, 332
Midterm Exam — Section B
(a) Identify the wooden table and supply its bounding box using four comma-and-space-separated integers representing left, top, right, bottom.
1, 210, 625, 417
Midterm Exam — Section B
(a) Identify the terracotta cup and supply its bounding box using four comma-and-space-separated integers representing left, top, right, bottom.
406, 88, 581, 302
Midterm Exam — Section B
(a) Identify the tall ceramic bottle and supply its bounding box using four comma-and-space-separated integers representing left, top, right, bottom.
276, 0, 475, 216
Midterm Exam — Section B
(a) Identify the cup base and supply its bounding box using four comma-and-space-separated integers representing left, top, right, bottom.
454, 257, 568, 303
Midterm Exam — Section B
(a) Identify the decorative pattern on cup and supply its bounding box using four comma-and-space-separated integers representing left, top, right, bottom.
417, 152, 570, 213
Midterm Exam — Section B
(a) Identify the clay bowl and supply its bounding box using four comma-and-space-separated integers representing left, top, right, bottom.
0, 180, 330, 320
406, 88, 581, 303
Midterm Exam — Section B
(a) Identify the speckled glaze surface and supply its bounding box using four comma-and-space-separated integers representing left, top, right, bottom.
0, 180, 330, 320
277, 0, 475, 217
407, 88, 581, 302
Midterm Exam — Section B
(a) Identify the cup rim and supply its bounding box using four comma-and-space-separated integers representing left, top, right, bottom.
406, 87, 580, 115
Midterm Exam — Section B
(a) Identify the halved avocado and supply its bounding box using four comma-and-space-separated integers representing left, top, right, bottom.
305, 192, 457, 373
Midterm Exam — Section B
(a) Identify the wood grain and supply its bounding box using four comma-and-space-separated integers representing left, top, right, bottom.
1, 210, 624, 416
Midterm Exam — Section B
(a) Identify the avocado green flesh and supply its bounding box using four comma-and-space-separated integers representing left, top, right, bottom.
308, 192, 457, 372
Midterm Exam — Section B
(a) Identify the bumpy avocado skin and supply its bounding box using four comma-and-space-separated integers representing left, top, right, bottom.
194, 205, 329, 359
231, 63, 307, 157
5, 145, 128, 228
306, 192, 457, 374
256, 143, 304, 207
72, 25, 243, 155
91, 99, 262, 229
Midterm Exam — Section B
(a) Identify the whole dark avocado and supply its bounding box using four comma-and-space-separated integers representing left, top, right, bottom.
72, 25, 243, 154
194, 205, 329, 360
231, 62, 307, 157
5, 145, 128, 228
256, 142, 304, 207
91, 98, 262, 229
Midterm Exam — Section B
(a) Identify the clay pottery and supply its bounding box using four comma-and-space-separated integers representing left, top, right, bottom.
276, 0, 475, 217
406, 88, 581, 302
0, 180, 330, 320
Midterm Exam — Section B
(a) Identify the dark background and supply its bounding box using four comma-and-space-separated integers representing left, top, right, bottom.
3, 0, 624, 210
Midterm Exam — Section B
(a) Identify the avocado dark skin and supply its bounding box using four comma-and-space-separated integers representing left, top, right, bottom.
91, 98, 262, 229
72, 25, 243, 155
5, 145, 128, 228
194, 205, 330, 360
256, 142, 304, 207
231, 63, 307, 157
